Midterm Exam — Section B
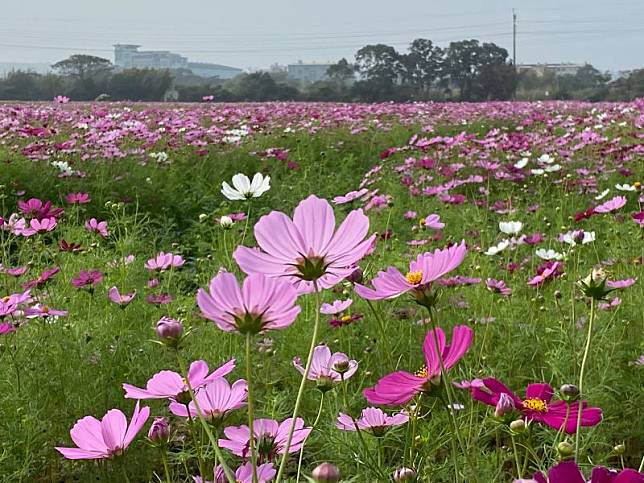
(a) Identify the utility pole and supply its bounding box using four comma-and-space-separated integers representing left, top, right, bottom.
512, 9, 517, 71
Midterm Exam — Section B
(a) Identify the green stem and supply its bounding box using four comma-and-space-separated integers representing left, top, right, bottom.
275, 281, 322, 483
240, 200, 252, 246
246, 333, 259, 483
296, 393, 325, 483
365, 300, 395, 368
161, 449, 172, 483
185, 404, 207, 481
510, 432, 523, 479
575, 297, 595, 460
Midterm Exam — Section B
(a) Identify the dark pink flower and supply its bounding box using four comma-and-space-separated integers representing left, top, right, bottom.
528, 261, 563, 287
71, 270, 103, 289
65, 192, 91, 204
146, 293, 173, 305
21, 267, 60, 290
85, 218, 109, 238
17, 198, 64, 220
531, 459, 643, 483
486, 278, 512, 296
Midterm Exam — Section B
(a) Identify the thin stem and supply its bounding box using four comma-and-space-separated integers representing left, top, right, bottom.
365, 300, 395, 368
240, 200, 252, 246
275, 280, 322, 483
510, 432, 523, 479
185, 403, 207, 480
161, 450, 172, 483
575, 297, 595, 459
246, 333, 259, 483
296, 393, 325, 483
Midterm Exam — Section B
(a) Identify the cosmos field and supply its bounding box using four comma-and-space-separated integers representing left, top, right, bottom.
0, 99, 643, 482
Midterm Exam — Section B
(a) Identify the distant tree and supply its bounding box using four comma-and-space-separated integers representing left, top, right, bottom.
108, 69, 173, 101
52, 55, 112, 80
233, 72, 298, 101
476, 63, 518, 100
354, 44, 401, 84
327, 58, 355, 85
0, 71, 41, 100
400, 39, 443, 96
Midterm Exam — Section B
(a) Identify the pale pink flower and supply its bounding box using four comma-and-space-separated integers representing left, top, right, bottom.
108, 287, 136, 306
336, 407, 408, 434
144, 252, 185, 271
85, 218, 109, 238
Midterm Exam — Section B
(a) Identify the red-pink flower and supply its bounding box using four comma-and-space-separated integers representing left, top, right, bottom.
486, 278, 512, 296
21, 267, 60, 290
85, 218, 109, 238
234, 195, 375, 293
55, 402, 150, 459
71, 270, 103, 288
527, 261, 563, 287
632, 211, 644, 226
470, 378, 602, 434
65, 192, 91, 204
18, 198, 64, 220
363, 325, 473, 406
531, 460, 643, 483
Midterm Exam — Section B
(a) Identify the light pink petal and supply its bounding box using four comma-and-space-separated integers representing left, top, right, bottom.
293, 195, 336, 254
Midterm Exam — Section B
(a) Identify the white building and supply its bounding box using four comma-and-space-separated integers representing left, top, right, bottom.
287, 62, 334, 83
113, 44, 242, 79
517, 63, 584, 77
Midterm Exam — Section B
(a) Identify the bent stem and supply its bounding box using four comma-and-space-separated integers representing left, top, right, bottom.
575, 297, 595, 460
246, 333, 259, 483
275, 281, 322, 483
176, 353, 236, 483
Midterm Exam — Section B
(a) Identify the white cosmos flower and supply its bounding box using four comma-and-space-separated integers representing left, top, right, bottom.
484, 239, 510, 256
221, 173, 271, 201
535, 248, 564, 261
531, 169, 545, 175
499, 221, 523, 235
538, 154, 554, 164
615, 183, 636, 192
514, 158, 529, 169
545, 164, 561, 172
595, 189, 610, 200
562, 230, 596, 246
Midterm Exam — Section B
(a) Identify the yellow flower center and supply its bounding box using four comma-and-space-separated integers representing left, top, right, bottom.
1, 296, 9, 303
634, 181, 641, 189
42, 306, 49, 313
419, 218, 426, 226
405, 271, 423, 285
341, 315, 352, 322
523, 398, 548, 413
415, 365, 428, 378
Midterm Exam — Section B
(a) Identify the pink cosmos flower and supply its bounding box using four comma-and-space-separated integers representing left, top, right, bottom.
55, 402, 150, 459
0, 322, 16, 335
598, 297, 621, 311
486, 278, 512, 296
218, 418, 312, 461
336, 407, 408, 435
194, 462, 277, 483
108, 287, 136, 306
169, 378, 247, 419
437, 276, 481, 287
233, 195, 375, 293
24, 304, 68, 319
470, 378, 602, 434
1, 214, 27, 235
65, 192, 91, 204
364, 325, 473, 406
355, 241, 467, 304
403, 211, 417, 220
333, 188, 369, 205
21, 267, 60, 290
144, 251, 185, 271
147, 293, 173, 305
2, 266, 28, 277
197, 272, 300, 334
71, 270, 103, 288
320, 299, 353, 315
54, 95, 70, 104
18, 198, 64, 220
594, 196, 626, 214
527, 261, 563, 287
0, 298, 17, 318
123, 359, 235, 401
606, 278, 636, 289
85, 218, 109, 238
293, 345, 358, 386
633, 211, 644, 226
424, 214, 445, 229
21, 217, 57, 236
530, 459, 643, 483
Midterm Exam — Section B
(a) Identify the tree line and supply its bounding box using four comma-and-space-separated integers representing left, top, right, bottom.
1, 41, 643, 102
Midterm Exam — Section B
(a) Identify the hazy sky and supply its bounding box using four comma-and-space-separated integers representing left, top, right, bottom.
1, 0, 643, 72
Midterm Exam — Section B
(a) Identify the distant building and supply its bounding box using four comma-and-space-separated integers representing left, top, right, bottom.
113, 44, 242, 79
517, 63, 584, 77
287, 62, 333, 83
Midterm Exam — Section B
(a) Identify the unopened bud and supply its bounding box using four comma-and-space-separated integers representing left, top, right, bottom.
494, 393, 515, 419
613, 444, 625, 455
554, 290, 562, 300
155, 317, 183, 344
147, 417, 170, 442
312, 462, 341, 482
559, 384, 579, 402
220, 215, 233, 228
393, 467, 417, 482
198, 213, 208, 222
557, 441, 574, 459
509, 419, 526, 433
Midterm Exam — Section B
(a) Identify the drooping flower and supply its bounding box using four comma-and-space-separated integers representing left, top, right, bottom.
194, 462, 277, 483
293, 345, 358, 390
594, 196, 626, 214
197, 272, 300, 334
499, 221, 523, 235
234, 195, 375, 293
363, 325, 473, 406
355, 241, 466, 307
170, 378, 247, 420
55, 402, 150, 459
530, 459, 643, 483
144, 252, 185, 271
221, 173, 271, 200
71, 270, 103, 289
218, 418, 312, 461
85, 218, 109, 238
108, 286, 136, 306
320, 299, 353, 315
470, 378, 602, 433
123, 359, 235, 402
336, 407, 408, 435
486, 278, 512, 296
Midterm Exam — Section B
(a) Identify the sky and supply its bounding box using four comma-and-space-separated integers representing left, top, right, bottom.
1, 0, 643, 73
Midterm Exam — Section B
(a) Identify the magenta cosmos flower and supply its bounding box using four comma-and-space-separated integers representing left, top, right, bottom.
170, 378, 247, 420
18, 198, 63, 220
65, 192, 91, 204
293, 344, 358, 389
145, 251, 185, 271
486, 278, 512, 296
530, 460, 643, 483
336, 407, 409, 435
85, 218, 109, 238
233, 195, 375, 293
355, 241, 467, 307
633, 211, 644, 226
123, 359, 235, 402
364, 325, 474, 406
197, 272, 300, 334
219, 418, 311, 461
108, 286, 136, 306
55, 402, 150, 459
194, 462, 277, 483
71, 270, 103, 289
470, 378, 602, 434
527, 261, 563, 287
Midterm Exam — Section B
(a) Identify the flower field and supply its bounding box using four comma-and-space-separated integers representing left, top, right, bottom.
0, 99, 643, 482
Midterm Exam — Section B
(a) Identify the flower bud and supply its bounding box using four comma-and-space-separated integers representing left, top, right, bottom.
578, 267, 612, 300
198, 213, 208, 222
509, 419, 526, 433
332, 357, 351, 375
554, 290, 562, 300
312, 462, 341, 482
494, 393, 515, 419
148, 417, 170, 442
557, 441, 574, 459
156, 317, 183, 344
345, 267, 363, 284
220, 215, 233, 228
393, 467, 417, 482
559, 384, 579, 402
613, 443, 625, 455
